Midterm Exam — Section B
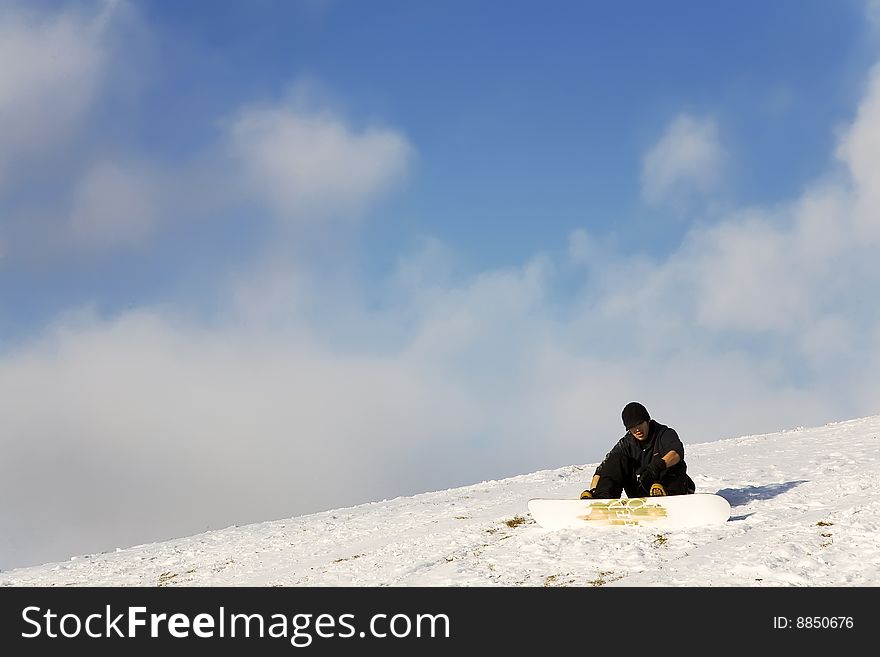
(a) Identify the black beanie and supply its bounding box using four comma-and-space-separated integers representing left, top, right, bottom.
622, 402, 650, 430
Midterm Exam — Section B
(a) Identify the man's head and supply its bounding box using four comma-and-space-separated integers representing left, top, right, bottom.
622, 402, 650, 441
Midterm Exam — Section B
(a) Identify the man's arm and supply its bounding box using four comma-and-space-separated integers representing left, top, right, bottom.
580, 473, 602, 498
658, 428, 685, 464
662, 450, 680, 468
588, 449, 682, 496
634, 450, 680, 488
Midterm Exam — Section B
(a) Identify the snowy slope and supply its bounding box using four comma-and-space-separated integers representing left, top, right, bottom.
3, 416, 879, 587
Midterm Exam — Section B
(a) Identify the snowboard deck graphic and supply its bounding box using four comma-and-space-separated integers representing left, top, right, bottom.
527, 493, 731, 530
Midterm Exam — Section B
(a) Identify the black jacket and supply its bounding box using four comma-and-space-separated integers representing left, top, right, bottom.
595, 420, 688, 479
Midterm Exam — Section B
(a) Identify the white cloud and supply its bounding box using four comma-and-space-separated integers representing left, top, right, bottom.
0, 157, 166, 260
798, 315, 854, 366
0, 238, 850, 570
68, 161, 160, 250
689, 212, 812, 333
567, 228, 600, 267
0, 1, 165, 257
227, 98, 413, 225
0, 2, 114, 191
1, 14, 410, 259
869, 0, 880, 31
836, 63, 880, 243
641, 114, 725, 206
647, 62, 880, 338
0, 305, 489, 569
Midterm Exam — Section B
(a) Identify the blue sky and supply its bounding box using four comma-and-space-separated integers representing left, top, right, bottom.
3, 0, 880, 570
1, 1, 875, 320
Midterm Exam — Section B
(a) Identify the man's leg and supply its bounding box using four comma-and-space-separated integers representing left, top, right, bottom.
592, 452, 637, 499
659, 470, 695, 495
624, 480, 650, 498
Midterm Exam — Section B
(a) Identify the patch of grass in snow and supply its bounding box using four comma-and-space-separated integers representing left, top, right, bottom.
211, 558, 234, 573
504, 515, 529, 528
157, 572, 178, 586
587, 571, 620, 587
332, 554, 364, 563
544, 573, 576, 587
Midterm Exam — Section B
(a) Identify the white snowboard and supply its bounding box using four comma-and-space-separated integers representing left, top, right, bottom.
528, 494, 731, 530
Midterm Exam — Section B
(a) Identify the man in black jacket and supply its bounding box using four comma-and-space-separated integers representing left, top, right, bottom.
581, 402, 696, 499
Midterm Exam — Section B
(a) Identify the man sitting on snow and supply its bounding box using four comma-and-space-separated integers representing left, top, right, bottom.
581, 402, 696, 499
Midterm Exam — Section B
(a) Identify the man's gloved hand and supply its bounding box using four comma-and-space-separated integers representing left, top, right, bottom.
580, 489, 597, 499
636, 455, 666, 485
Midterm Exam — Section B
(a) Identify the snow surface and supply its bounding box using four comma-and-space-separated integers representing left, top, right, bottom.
3, 416, 879, 587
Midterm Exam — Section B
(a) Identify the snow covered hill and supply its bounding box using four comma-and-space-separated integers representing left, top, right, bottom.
3, 415, 879, 587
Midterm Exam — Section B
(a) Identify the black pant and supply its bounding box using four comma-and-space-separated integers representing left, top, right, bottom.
593, 451, 695, 499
